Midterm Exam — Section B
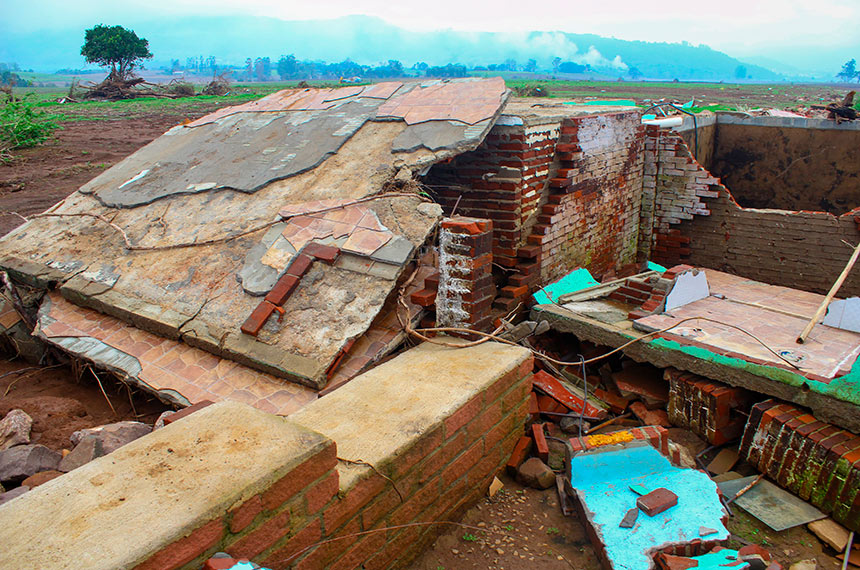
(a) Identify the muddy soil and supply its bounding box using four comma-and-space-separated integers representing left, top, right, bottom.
0, 359, 169, 453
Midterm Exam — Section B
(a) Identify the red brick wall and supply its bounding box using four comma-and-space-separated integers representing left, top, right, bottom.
437, 217, 495, 332
644, 128, 860, 296
427, 111, 646, 308
739, 400, 860, 531
135, 357, 534, 570
529, 112, 646, 284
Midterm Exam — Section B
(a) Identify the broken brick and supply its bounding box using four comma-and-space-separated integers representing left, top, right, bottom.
630, 401, 671, 427
410, 288, 437, 307
532, 423, 549, 463
506, 436, 533, 475
532, 370, 607, 419
265, 274, 300, 306
636, 487, 678, 516
303, 242, 340, 264
163, 401, 214, 425
240, 301, 277, 336
286, 253, 314, 277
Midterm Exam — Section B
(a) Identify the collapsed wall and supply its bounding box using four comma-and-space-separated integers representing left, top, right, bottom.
425, 106, 647, 313
644, 121, 860, 297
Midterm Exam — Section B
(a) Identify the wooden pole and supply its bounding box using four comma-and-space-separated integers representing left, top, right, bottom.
797, 242, 860, 344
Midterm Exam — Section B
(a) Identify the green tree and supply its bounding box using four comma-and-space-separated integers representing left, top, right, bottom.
838, 59, 859, 82
80, 25, 153, 80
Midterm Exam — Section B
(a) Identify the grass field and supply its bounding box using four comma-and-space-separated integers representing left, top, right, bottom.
9, 76, 854, 124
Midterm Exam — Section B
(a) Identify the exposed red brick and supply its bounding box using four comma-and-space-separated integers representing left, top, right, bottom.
506, 436, 533, 475
286, 254, 314, 277
306, 470, 339, 514
531, 423, 549, 462
409, 288, 437, 307
265, 274, 300, 306
637, 487, 678, 516
163, 400, 214, 425
229, 494, 263, 534
262, 442, 337, 511
134, 518, 224, 570
240, 301, 277, 336
228, 509, 291, 560
303, 242, 340, 264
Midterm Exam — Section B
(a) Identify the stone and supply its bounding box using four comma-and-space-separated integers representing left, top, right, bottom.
70, 421, 152, 454
0, 485, 29, 506
59, 435, 105, 472
0, 444, 62, 483
560, 416, 590, 435
153, 410, 176, 430
516, 457, 556, 490
22, 469, 63, 488
620, 506, 639, 528
789, 561, 816, 570
488, 476, 503, 497
808, 518, 850, 551
699, 526, 718, 536
636, 487, 678, 516
739, 544, 771, 570
0, 409, 33, 451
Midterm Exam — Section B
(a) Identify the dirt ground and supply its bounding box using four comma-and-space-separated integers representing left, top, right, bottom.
410, 436, 846, 570
0, 359, 169, 453
0, 101, 235, 236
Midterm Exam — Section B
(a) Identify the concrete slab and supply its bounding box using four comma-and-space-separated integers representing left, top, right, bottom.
569, 442, 728, 570
0, 401, 331, 569
35, 293, 317, 414
533, 268, 860, 433
0, 79, 507, 388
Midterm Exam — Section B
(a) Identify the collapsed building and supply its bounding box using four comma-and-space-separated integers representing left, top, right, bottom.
0, 78, 859, 569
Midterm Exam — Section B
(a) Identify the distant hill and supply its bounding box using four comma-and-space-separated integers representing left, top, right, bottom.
0, 14, 781, 81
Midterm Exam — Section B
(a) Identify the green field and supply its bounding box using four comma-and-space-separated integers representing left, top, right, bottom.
5, 76, 856, 124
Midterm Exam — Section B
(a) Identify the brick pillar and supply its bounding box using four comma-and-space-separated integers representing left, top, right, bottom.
436, 217, 495, 332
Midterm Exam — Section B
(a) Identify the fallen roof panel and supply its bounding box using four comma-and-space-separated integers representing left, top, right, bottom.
0, 78, 511, 390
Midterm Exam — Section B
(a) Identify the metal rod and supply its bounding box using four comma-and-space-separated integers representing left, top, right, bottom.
842, 530, 855, 570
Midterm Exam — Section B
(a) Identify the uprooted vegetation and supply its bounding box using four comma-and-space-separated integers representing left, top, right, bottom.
0, 92, 61, 162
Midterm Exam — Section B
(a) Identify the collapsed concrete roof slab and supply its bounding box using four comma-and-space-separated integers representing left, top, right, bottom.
533, 268, 860, 432
35, 292, 317, 414
0, 78, 511, 390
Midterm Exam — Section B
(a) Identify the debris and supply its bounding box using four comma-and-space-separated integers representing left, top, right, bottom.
488, 476, 503, 498
559, 415, 590, 434
516, 457, 555, 490
70, 421, 152, 454
59, 435, 105, 472
620, 506, 639, 528
569, 443, 727, 570
162, 400, 214, 426
699, 526, 718, 536
738, 544, 772, 570
0, 444, 62, 483
808, 518, 851, 552
555, 475, 575, 516
630, 401, 671, 427
789, 561, 817, 570
629, 483, 649, 495
718, 476, 826, 531
531, 423, 549, 462
611, 364, 669, 405
505, 436, 533, 475
153, 410, 175, 429
532, 370, 608, 419
0, 409, 32, 451
21, 469, 62, 488
706, 448, 739, 475
637, 487, 678, 516
0, 485, 29, 506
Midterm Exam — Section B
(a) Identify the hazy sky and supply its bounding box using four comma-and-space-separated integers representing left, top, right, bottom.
4, 0, 859, 66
